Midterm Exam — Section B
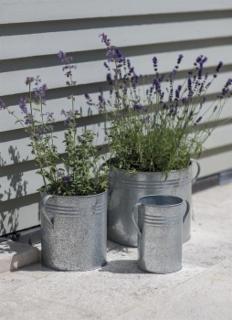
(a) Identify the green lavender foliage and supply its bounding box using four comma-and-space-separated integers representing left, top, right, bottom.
97, 34, 231, 174
4, 54, 108, 196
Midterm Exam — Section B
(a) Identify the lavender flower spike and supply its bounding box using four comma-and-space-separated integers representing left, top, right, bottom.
25, 77, 34, 85
177, 54, 184, 64
216, 61, 223, 73
99, 33, 111, 47
133, 103, 145, 112
57, 50, 73, 65
18, 97, 28, 114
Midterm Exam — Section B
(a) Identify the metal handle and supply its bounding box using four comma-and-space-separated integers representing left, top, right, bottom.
131, 202, 142, 237
191, 159, 201, 183
41, 194, 54, 228
183, 200, 190, 223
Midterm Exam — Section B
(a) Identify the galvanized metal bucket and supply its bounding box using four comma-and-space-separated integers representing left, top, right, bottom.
40, 191, 107, 271
132, 195, 188, 273
108, 161, 200, 247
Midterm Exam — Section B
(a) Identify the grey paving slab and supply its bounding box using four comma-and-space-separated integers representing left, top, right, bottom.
115, 258, 232, 320
0, 295, 91, 320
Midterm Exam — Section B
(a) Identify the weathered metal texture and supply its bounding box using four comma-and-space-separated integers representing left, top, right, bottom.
132, 195, 185, 274
40, 191, 107, 271
108, 163, 199, 247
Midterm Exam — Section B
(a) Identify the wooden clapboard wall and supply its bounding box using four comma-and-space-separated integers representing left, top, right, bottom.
0, 0, 232, 235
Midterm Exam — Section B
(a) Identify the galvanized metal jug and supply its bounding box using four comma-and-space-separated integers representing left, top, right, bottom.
132, 195, 188, 274
40, 191, 107, 271
108, 161, 200, 247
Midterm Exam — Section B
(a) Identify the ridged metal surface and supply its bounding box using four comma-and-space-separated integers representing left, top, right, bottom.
133, 195, 184, 274
40, 191, 107, 271
108, 164, 197, 247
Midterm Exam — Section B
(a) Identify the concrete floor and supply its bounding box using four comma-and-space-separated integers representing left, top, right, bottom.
0, 184, 232, 320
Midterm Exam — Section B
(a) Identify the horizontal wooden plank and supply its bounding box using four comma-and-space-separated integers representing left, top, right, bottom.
1, 45, 232, 96
1, 18, 232, 59
204, 125, 232, 150
198, 151, 232, 177
1, 0, 232, 24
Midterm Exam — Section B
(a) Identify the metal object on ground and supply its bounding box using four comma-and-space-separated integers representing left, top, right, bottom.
108, 161, 200, 247
132, 195, 188, 274
40, 191, 107, 271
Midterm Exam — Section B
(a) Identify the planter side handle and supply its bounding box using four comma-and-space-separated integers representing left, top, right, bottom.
183, 200, 190, 223
41, 195, 54, 228
191, 159, 201, 183
131, 202, 142, 237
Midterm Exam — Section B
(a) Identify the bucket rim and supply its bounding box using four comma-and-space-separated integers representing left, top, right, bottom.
138, 195, 184, 208
40, 189, 108, 201
110, 161, 193, 176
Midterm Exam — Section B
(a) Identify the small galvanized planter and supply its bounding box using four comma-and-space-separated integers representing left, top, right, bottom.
108, 161, 200, 247
40, 191, 107, 271
132, 195, 187, 273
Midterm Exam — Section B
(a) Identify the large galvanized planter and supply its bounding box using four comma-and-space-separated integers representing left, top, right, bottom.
108, 162, 200, 247
40, 191, 107, 271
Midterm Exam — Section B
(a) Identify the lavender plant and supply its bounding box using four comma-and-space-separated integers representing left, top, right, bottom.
1, 52, 108, 196
94, 33, 232, 173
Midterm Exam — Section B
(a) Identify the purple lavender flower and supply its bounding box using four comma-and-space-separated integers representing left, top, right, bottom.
57, 50, 66, 63
18, 97, 28, 114
99, 33, 111, 47
216, 61, 223, 73
106, 73, 113, 85
0, 98, 6, 110
25, 77, 34, 85
45, 112, 54, 122
98, 93, 105, 104
133, 103, 145, 112
33, 83, 47, 103
221, 78, 232, 97
187, 73, 193, 97
224, 78, 232, 88
98, 92, 106, 112
196, 55, 203, 64
84, 93, 94, 106
24, 114, 33, 125
57, 50, 73, 65
153, 78, 162, 96
131, 74, 139, 89
34, 76, 42, 86
106, 46, 125, 63
152, 56, 158, 65
152, 56, 158, 71
104, 62, 110, 71
195, 116, 202, 123
177, 54, 184, 64
175, 85, 182, 100
126, 59, 131, 69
